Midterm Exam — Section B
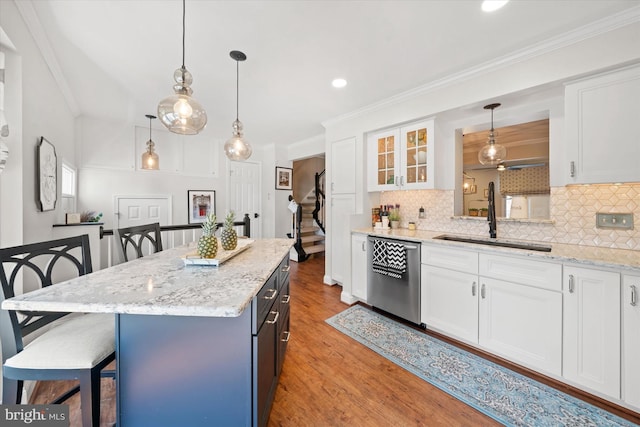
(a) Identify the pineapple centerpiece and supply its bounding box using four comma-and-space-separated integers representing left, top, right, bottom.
221, 211, 238, 251
197, 213, 218, 258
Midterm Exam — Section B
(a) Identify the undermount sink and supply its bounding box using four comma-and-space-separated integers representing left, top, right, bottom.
433, 235, 552, 252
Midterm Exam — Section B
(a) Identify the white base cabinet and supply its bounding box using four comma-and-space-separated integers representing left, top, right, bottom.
422, 264, 478, 344
563, 265, 620, 399
478, 276, 562, 375
623, 273, 640, 410
351, 234, 368, 301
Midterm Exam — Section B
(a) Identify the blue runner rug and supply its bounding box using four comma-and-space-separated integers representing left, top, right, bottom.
326, 305, 637, 427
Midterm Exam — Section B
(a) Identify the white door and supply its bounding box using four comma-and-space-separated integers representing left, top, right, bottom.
623, 273, 640, 410
563, 266, 620, 398
113, 196, 172, 263
228, 161, 261, 238
330, 194, 355, 285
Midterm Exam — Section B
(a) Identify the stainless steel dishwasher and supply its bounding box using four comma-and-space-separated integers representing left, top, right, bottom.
367, 236, 422, 325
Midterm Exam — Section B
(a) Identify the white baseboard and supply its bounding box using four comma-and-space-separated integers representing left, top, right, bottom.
323, 275, 336, 286
341, 291, 358, 305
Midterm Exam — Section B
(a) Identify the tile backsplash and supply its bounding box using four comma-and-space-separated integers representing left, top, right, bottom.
379, 183, 640, 250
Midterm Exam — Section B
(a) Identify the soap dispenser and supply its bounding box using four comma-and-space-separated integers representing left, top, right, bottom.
419, 207, 425, 219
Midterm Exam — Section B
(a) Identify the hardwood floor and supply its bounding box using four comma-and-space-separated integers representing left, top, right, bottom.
29, 254, 640, 426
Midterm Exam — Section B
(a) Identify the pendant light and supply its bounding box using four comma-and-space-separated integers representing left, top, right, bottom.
224, 50, 252, 161
157, 0, 207, 135
141, 114, 159, 170
478, 103, 506, 166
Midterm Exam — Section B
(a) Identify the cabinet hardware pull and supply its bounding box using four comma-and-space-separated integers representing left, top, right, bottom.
331, 182, 335, 191
481, 284, 486, 299
281, 331, 291, 342
395, 176, 399, 187
568, 274, 575, 293
265, 310, 279, 324
263, 289, 277, 300
281, 295, 290, 304
631, 285, 638, 307
362, 241, 366, 251
281, 265, 290, 272
400, 176, 405, 186
472, 282, 476, 297
570, 161, 575, 178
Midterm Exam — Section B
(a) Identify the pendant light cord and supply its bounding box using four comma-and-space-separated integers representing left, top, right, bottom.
149, 116, 152, 141
181, 0, 186, 68
236, 59, 239, 120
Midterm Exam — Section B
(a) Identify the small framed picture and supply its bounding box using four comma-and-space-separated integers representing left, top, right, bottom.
275, 167, 292, 190
188, 190, 216, 224
484, 188, 489, 198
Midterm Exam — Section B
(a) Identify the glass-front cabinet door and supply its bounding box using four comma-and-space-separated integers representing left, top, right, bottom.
400, 119, 434, 190
369, 128, 400, 191
367, 119, 434, 191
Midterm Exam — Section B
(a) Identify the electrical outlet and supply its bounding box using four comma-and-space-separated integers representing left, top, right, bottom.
596, 213, 634, 230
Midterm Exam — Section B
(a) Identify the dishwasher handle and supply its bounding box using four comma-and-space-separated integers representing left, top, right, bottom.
403, 245, 419, 250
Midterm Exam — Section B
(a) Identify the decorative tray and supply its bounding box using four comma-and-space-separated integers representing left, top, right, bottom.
182, 239, 254, 267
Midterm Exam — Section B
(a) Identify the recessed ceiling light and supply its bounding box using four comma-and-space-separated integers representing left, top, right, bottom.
481, 0, 509, 12
332, 78, 347, 88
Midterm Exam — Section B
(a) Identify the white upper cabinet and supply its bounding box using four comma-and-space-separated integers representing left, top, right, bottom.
367, 119, 434, 191
565, 64, 640, 184
331, 137, 357, 194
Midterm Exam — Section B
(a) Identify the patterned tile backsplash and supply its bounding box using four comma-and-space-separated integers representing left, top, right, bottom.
379, 183, 640, 250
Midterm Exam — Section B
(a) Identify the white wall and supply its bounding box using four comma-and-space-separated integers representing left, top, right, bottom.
1, 2, 76, 245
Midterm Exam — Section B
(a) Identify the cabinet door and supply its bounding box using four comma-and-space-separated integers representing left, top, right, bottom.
623, 274, 640, 409
400, 119, 434, 190
565, 65, 640, 184
330, 194, 356, 284
367, 128, 400, 191
422, 265, 478, 344
253, 310, 279, 427
563, 266, 620, 398
351, 234, 368, 301
479, 277, 562, 376
331, 137, 356, 194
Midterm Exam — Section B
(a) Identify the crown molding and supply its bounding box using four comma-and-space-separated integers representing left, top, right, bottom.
322, 5, 640, 128
14, 0, 80, 116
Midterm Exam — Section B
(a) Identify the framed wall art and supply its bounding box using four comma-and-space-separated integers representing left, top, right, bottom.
188, 190, 216, 223
37, 137, 57, 211
275, 167, 292, 190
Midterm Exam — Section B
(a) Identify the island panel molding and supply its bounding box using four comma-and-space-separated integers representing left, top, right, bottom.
37, 137, 57, 211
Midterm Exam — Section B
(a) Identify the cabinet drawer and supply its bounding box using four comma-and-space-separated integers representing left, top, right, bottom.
422, 244, 478, 274
252, 272, 279, 334
278, 281, 290, 332
479, 254, 561, 291
278, 256, 290, 290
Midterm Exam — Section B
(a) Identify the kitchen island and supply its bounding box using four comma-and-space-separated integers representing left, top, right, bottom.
2, 238, 293, 426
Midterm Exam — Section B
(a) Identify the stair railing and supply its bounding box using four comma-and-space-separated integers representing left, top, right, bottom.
312, 170, 326, 233
288, 195, 308, 262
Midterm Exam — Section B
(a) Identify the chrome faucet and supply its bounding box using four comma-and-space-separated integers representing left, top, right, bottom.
488, 181, 497, 238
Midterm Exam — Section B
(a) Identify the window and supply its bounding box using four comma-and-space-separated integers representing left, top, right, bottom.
60, 161, 77, 219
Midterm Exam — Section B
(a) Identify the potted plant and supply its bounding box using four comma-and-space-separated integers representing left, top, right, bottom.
480, 208, 489, 217
389, 209, 401, 228
468, 208, 479, 217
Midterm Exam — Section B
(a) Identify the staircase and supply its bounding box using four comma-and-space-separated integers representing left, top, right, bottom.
298, 194, 325, 257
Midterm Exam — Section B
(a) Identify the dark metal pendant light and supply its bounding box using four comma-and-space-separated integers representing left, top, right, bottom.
141, 114, 159, 170
224, 50, 252, 161
157, 0, 207, 135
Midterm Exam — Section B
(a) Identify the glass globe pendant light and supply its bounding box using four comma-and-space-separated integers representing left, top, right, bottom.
478, 103, 506, 166
141, 114, 159, 170
157, 0, 207, 135
224, 50, 252, 161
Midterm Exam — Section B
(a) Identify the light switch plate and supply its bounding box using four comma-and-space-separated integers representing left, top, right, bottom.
596, 212, 634, 230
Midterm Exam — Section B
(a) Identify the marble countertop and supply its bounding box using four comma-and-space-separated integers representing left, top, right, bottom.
2, 239, 293, 318
353, 228, 640, 272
